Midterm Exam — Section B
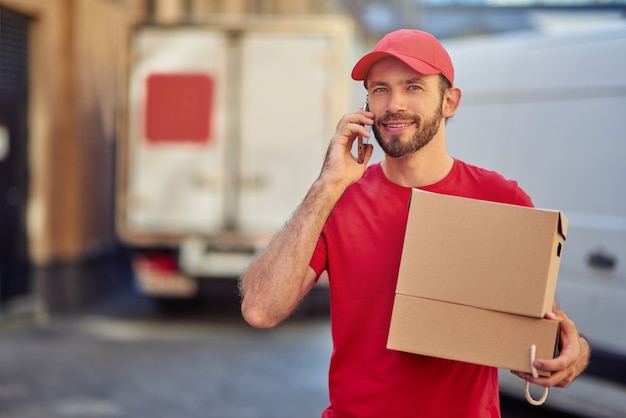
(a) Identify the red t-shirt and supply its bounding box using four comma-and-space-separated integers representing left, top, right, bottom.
310, 160, 533, 418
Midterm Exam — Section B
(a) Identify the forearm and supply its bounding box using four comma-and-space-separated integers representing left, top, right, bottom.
240, 177, 345, 328
576, 333, 591, 375
240, 106, 374, 328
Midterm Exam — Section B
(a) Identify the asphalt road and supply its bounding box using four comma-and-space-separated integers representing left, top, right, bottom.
0, 280, 585, 418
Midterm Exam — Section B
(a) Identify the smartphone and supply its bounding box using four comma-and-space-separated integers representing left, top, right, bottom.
357, 96, 370, 164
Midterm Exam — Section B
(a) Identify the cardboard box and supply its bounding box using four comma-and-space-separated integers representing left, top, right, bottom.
397, 189, 568, 318
387, 295, 559, 375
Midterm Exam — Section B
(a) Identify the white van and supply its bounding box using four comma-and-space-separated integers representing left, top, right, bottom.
443, 25, 626, 417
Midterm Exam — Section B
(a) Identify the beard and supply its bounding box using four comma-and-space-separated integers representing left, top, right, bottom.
372, 102, 443, 159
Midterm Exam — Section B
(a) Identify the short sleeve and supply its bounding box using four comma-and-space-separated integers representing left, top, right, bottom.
309, 232, 328, 278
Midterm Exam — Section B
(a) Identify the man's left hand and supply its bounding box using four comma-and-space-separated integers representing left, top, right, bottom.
511, 308, 590, 388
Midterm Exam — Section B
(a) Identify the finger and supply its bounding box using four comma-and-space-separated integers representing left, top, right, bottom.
342, 124, 372, 148
331, 125, 360, 153
511, 369, 570, 388
534, 317, 578, 372
339, 119, 371, 136
511, 370, 551, 387
337, 111, 373, 131
544, 311, 559, 321
355, 106, 374, 117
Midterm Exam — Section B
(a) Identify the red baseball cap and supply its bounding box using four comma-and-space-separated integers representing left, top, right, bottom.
351, 29, 454, 85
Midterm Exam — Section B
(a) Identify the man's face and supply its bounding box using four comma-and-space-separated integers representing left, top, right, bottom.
366, 58, 445, 159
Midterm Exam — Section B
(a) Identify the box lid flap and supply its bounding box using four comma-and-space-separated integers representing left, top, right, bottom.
559, 212, 568, 240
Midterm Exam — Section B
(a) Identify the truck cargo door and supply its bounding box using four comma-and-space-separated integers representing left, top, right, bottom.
124, 28, 228, 235
237, 32, 336, 233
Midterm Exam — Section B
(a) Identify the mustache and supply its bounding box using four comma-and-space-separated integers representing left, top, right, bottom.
378, 113, 419, 124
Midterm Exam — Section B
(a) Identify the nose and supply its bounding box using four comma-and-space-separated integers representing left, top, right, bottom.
385, 91, 407, 114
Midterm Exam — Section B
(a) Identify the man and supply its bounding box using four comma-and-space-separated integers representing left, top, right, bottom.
239, 29, 590, 417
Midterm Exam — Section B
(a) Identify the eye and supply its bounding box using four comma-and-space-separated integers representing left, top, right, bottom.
371, 87, 387, 95
408, 84, 422, 91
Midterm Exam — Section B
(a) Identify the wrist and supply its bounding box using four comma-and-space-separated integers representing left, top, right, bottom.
315, 173, 350, 198
578, 333, 590, 347
578, 333, 591, 364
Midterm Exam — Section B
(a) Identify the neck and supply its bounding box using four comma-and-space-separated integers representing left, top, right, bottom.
380, 134, 454, 188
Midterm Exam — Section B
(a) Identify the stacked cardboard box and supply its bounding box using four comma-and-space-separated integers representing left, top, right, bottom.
387, 189, 568, 376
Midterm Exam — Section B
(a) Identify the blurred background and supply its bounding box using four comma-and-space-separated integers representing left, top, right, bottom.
0, 0, 625, 417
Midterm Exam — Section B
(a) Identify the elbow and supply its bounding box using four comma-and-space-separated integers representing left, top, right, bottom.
241, 299, 281, 329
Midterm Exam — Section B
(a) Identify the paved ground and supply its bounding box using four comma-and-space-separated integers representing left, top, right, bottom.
0, 280, 583, 418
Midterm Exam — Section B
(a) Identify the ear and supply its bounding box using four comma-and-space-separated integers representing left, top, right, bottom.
442, 86, 462, 118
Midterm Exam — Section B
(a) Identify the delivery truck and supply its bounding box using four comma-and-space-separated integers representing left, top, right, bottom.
443, 24, 626, 417
116, 17, 353, 298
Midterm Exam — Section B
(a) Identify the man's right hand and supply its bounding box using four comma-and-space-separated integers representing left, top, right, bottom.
319, 108, 374, 190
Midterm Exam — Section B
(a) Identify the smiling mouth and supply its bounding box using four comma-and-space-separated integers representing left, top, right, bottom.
384, 122, 413, 128
382, 120, 415, 130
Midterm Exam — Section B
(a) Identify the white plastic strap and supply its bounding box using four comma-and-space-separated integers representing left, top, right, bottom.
524, 344, 549, 406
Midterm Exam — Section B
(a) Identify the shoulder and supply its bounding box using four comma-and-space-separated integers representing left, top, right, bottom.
457, 160, 513, 185
440, 160, 534, 207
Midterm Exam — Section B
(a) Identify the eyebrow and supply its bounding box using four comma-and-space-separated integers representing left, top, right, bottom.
406, 77, 427, 84
368, 77, 427, 89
